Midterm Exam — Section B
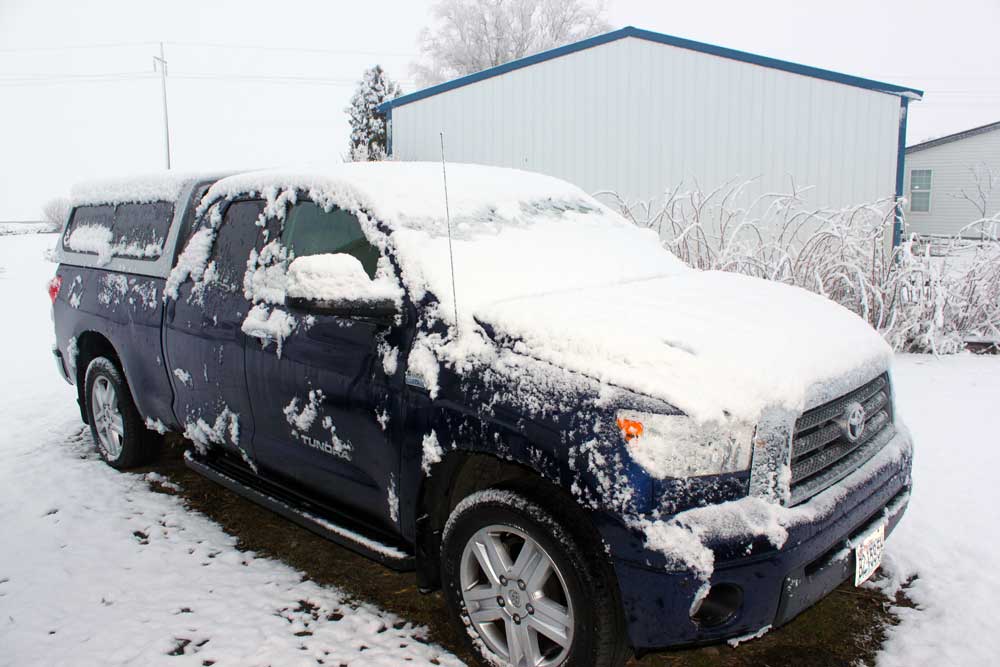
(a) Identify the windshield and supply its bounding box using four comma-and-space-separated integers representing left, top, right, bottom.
387, 198, 688, 323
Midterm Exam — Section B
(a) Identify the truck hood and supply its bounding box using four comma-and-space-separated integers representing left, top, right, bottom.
472, 271, 892, 424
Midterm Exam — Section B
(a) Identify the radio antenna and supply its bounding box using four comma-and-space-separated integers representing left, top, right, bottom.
439, 132, 460, 332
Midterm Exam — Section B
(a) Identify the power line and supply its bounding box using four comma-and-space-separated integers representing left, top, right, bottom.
0, 73, 156, 87
0, 70, 154, 80
0, 41, 157, 53
164, 40, 417, 58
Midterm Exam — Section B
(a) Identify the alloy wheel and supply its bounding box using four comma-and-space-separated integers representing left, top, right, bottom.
91, 376, 124, 460
459, 524, 575, 667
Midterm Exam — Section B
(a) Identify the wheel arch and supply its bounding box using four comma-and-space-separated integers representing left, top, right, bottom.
414, 449, 609, 593
73, 331, 122, 424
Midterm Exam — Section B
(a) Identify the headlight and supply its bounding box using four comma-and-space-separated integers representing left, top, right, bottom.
616, 410, 755, 478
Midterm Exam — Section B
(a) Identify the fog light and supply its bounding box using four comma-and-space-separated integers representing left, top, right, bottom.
690, 583, 743, 627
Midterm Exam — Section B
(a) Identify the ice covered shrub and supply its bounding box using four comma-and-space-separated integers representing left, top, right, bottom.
42, 197, 71, 232
601, 181, 1000, 354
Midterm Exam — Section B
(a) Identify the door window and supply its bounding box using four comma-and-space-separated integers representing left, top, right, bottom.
281, 202, 379, 279
209, 200, 266, 293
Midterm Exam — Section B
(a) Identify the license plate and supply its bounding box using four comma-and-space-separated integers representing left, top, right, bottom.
854, 522, 885, 586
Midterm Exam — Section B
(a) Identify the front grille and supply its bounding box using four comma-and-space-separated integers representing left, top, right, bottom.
788, 374, 895, 505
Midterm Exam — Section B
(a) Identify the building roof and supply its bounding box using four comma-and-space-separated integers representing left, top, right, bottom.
379, 26, 923, 113
906, 120, 1000, 154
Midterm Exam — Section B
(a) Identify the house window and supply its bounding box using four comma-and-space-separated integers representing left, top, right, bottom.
910, 169, 932, 212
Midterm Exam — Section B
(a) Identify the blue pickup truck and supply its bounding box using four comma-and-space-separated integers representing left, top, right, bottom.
50, 164, 913, 667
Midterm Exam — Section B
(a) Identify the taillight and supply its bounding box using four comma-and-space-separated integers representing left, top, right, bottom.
48, 275, 62, 305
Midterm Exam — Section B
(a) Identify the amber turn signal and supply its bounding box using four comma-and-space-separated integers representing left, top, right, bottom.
616, 417, 644, 443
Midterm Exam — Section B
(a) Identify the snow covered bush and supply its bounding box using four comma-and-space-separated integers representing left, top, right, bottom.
42, 197, 70, 232
602, 181, 1000, 354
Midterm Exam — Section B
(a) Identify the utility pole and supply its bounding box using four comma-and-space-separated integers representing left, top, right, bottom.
153, 42, 171, 169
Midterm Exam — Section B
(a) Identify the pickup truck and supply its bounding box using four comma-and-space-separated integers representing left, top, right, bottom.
50, 163, 914, 667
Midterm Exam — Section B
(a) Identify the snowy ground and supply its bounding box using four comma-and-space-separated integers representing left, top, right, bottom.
0, 233, 461, 667
0, 231, 997, 666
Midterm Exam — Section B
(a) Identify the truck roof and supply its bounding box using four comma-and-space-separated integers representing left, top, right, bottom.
202, 162, 592, 235
71, 171, 233, 207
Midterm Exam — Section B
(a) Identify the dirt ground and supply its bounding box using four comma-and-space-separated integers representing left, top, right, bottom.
140, 437, 909, 667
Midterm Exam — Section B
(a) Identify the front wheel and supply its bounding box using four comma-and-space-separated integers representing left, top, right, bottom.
441, 488, 628, 667
84, 356, 153, 469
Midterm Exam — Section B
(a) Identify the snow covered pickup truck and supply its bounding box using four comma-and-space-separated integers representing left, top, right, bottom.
50, 164, 913, 667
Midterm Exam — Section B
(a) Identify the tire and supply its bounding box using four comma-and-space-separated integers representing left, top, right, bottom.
441, 488, 629, 667
84, 356, 154, 469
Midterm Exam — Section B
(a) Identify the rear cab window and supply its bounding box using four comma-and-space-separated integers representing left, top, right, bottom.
62, 205, 114, 254
63, 202, 174, 261
112, 202, 173, 259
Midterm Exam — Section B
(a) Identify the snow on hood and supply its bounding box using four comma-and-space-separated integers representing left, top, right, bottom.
475, 271, 892, 424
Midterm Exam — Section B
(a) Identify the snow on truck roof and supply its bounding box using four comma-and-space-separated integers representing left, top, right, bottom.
202, 162, 594, 233
70, 171, 229, 207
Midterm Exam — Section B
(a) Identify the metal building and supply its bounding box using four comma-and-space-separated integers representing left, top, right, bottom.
380, 27, 922, 241
904, 120, 1000, 238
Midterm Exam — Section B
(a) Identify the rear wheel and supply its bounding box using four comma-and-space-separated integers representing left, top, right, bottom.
441, 488, 628, 667
84, 357, 153, 469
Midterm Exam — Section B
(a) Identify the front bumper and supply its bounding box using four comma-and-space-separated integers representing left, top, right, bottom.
604, 425, 913, 650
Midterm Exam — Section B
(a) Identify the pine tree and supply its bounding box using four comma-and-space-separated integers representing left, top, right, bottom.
345, 65, 402, 161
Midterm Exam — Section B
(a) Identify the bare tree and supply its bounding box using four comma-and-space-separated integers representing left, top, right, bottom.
413, 0, 611, 86
952, 162, 999, 220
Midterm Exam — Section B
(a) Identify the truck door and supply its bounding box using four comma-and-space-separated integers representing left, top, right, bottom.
244, 200, 401, 530
163, 199, 264, 464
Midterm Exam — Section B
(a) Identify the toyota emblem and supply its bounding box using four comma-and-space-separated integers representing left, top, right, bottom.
839, 402, 866, 442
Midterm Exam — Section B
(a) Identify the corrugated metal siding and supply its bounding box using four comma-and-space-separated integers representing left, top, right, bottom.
904, 129, 1000, 237
391, 37, 902, 212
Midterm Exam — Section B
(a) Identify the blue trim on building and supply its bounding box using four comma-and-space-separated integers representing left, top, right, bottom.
378, 26, 923, 113
893, 97, 911, 248
385, 107, 392, 156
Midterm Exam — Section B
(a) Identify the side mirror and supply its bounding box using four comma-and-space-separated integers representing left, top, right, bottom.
286, 253, 401, 325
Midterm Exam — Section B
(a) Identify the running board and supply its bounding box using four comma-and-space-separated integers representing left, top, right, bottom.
183, 451, 414, 570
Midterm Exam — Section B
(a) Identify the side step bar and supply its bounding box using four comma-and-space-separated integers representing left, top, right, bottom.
183, 451, 415, 570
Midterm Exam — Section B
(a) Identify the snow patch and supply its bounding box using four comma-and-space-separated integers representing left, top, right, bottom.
143, 472, 181, 492
144, 417, 168, 435
319, 416, 353, 460
387, 473, 399, 524
172, 368, 192, 387
241, 305, 296, 357
243, 240, 289, 305
67, 275, 83, 308
283, 390, 324, 432
421, 431, 444, 475
71, 171, 204, 207
66, 224, 114, 264
165, 218, 218, 300
285, 253, 402, 305
65, 336, 78, 373
183, 407, 240, 456
97, 273, 129, 307
727, 624, 771, 647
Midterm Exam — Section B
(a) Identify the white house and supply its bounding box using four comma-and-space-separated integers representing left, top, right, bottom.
380, 26, 922, 244
904, 120, 1000, 238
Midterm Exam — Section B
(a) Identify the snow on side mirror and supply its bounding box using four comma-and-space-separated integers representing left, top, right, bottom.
286, 253, 401, 323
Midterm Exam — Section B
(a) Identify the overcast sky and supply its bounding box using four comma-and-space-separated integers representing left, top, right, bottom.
1, 0, 998, 220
